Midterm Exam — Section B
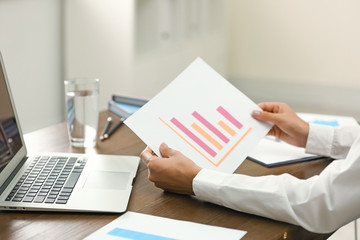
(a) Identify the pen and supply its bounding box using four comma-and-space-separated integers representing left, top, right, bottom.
102, 117, 125, 140
99, 117, 112, 141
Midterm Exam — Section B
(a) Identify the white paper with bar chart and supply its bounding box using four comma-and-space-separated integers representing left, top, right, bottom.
125, 58, 273, 173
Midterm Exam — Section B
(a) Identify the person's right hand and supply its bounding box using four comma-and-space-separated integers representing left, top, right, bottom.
252, 102, 309, 148
140, 143, 202, 195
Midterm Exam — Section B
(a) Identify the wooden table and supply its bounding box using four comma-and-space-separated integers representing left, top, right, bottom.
0, 111, 334, 239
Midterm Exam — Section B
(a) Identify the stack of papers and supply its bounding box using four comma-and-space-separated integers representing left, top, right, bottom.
248, 113, 359, 167
108, 95, 148, 119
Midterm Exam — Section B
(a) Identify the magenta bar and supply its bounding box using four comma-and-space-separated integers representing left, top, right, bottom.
170, 118, 217, 157
217, 106, 243, 129
192, 111, 229, 143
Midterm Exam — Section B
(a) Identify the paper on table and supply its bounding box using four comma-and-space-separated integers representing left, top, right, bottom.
84, 211, 247, 240
248, 136, 321, 167
297, 113, 359, 127
125, 57, 272, 173
248, 113, 359, 167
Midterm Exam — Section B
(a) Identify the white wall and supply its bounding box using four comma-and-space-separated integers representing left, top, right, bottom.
64, 0, 135, 111
64, 0, 229, 108
0, 0, 63, 133
132, 0, 229, 99
227, 0, 360, 119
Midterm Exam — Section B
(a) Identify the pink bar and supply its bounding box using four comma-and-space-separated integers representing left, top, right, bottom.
217, 106, 243, 129
171, 118, 217, 157
192, 111, 229, 143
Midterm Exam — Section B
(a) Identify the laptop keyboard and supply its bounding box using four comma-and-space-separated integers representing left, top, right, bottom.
5, 155, 87, 204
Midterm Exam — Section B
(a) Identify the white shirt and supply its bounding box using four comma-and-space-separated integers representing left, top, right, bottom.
193, 124, 360, 233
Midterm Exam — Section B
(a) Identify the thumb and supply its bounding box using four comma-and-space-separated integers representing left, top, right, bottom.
252, 110, 279, 124
159, 143, 176, 158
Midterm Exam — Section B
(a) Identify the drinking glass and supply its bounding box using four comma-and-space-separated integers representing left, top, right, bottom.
64, 78, 99, 148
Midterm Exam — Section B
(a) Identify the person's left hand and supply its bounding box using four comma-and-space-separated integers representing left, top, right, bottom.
140, 143, 202, 195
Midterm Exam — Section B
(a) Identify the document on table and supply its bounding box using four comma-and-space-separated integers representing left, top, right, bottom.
84, 211, 247, 240
248, 136, 322, 167
125, 57, 272, 173
248, 113, 359, 167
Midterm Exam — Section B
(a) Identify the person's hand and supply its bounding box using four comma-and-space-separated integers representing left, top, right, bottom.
252, 102, 309, 148
140, 143, 202, 195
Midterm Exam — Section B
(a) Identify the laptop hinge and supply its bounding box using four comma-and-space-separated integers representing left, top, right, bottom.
0, 156, 27, 196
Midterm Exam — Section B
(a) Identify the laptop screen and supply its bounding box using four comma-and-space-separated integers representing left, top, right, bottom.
0, 60, 22, 174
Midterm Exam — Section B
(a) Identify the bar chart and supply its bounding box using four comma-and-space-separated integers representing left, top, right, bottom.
159, 105, 252, 167
125, 58, 273, 173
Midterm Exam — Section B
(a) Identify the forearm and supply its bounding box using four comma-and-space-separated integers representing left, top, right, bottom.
193, 150, 360, 234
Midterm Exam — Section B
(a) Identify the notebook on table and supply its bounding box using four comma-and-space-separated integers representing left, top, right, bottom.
0, 52, 139, 212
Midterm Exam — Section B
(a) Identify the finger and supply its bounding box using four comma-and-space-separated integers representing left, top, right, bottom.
252, 109, 280, 124
159, 143, 176, 158
257, 102, 285, 113
140, 147, 154, 164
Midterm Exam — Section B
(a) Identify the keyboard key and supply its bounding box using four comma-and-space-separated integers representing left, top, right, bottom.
39, 188, 50, 193
57, 196, 69, 201
26, 192, 37, 197
7, 192, 15, 198
14, 193, 25, 198
61, 188, 73, 193
64, 172, 81, 189
47, 194, 58, 199
19, 187, 30, 191
23, 196, 34, 202
49, 191, 59, 195
59, 192, 71, 197
34, 196, 46, 203
45, 198, 55, 204
55, 199, 68, 204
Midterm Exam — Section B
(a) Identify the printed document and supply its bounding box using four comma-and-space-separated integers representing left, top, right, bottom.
85, 211, 247, 240
125, 58, 272, 173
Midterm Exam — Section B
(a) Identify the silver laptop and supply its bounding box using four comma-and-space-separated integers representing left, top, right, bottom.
0, 52, 139, 212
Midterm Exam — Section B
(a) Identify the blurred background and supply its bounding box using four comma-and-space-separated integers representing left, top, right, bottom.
0, 0, 360, 134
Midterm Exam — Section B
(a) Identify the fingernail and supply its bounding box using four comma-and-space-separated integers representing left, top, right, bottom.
252, 110, 261, 116
161, 142, 168, 148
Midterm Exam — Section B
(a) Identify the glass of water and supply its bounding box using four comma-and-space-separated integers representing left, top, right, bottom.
64, 78, 99, 148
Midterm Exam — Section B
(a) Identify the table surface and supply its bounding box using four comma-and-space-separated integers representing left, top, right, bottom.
0, 111, 334, 240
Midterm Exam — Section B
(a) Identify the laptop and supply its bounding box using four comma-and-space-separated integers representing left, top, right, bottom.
0, 52, 140, 212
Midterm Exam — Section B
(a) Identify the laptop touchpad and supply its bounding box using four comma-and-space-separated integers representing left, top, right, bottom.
83, 171, 130, 190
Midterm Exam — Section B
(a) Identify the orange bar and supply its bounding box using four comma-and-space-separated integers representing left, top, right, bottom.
191, 123, 223, 151
215, 127, 252, 167
159, 117, 253, 169
158, 117, 218, 166
218, 120, 236, 136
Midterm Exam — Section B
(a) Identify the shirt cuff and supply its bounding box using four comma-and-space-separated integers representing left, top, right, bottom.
305, 123, 334, 157
193, 168, 229, 205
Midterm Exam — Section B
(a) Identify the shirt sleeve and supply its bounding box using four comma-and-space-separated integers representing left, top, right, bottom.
193, 131, 360, 233
305, 124, 360, 159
